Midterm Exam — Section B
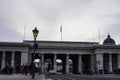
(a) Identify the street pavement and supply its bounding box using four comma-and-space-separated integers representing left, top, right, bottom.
0, 74, 45, 80
0, 74, 120, 80
45, 74, 120, 80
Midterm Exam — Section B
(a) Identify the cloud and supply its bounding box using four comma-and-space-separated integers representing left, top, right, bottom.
0, 0, 120, 44
0, 25, 22, 42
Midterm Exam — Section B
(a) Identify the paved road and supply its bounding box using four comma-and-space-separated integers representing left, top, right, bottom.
0, 74, 45, 80
0, 74, 120, 80
45, 74, 120, 80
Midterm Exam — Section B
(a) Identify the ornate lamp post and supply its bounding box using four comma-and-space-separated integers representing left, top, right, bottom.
32, 27, 39, 79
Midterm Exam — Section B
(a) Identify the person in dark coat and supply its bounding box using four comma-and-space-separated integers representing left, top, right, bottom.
23, 64, 28, 75
9, 66, 13, 74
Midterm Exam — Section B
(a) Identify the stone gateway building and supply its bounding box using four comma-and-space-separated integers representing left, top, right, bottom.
0, 34, 120, 74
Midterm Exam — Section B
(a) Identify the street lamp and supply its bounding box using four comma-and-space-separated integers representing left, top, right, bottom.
32, 27, 39, 79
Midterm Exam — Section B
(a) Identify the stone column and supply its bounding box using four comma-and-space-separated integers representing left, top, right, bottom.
1, 51, 5, 69
118, 54, 120, 69
41, 54, 44, 74
96, 53, 103, 74
11, 52, 15, 67
91, 54, 95, 72
66, 54, 69, 74
27, 53, 31, 64
53, 54, 57, 72
109, 54, 112, 72
78, 54, 82, 73
21, 52, 28, 65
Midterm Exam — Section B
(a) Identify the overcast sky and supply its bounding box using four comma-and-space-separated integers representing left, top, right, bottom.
0, 0, 120, 44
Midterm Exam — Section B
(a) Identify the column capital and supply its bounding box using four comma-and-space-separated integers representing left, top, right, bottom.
41, 53, 45, 55
2, 51, 6, 53
96, 53, 104, 54
109, 53, 113, 55
66, 54, 69, 56
53, 54, 57, 55
12, 51, 16, 53
79, 54, 82, 56
40, 54, 44, 56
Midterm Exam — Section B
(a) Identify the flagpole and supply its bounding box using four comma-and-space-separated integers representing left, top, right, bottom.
60, 24, 62, 41
61, 30, 62, 41
99, 28, 100, 43
23, 26, 26, 40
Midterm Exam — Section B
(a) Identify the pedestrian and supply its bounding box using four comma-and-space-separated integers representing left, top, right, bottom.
29, 64, 32, 75
15, 65, 19, 74
23, 64, 28, 76
9, 66, 13, 74
4, 63, 10, 74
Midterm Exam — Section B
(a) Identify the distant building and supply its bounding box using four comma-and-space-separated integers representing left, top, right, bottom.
0, 34, 120, 74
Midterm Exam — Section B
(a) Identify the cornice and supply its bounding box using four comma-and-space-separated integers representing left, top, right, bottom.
0, 42, 30, 47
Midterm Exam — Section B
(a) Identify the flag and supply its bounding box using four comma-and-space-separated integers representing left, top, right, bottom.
60, 24, 62, 32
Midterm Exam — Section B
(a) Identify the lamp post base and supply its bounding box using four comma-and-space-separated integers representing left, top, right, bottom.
32, 64, 35, 79
32, 74, 35, 79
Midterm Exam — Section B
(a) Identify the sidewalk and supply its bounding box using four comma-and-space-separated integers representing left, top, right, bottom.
0, 74, 45, 80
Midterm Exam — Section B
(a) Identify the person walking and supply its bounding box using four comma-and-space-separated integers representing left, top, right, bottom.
23, 64, 28, 76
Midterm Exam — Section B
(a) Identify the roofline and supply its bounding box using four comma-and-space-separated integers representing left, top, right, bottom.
0, 42, 29, 47
94, 44, 120, 49
23, 40, 99, 44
